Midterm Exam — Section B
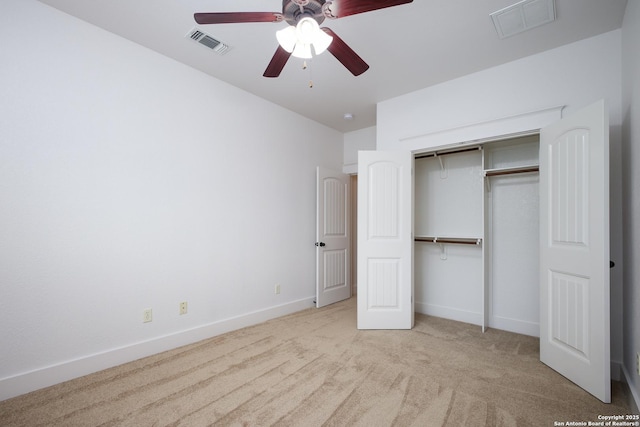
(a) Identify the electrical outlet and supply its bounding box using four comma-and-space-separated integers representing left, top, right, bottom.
179, 301, 188, 315
143, 308, 152, 323
275, 284, 281, 295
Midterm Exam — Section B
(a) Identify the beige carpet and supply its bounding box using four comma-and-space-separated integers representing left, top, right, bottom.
0, 298, 633, 426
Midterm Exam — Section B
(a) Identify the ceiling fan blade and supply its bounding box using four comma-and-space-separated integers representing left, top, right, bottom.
263, 46, 292, 78
321, 28, 369, 76
328, 0, 413, 18
194, 12, 283, 25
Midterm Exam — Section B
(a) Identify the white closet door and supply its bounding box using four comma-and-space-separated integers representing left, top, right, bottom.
539, 100, 610, 402
357, 151, 413, 329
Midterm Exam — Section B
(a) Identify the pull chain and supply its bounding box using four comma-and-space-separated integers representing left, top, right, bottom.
302, 59, 313, 88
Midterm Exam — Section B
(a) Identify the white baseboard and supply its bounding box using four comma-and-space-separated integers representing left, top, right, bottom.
488, 316, 539, 338
0, 297, 315, 401
415, 302, 482, 327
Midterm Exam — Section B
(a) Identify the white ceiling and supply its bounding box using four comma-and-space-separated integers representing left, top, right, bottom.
36, 0, 628, 133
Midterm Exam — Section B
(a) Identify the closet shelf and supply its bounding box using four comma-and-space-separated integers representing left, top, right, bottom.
483, 164, 539, 177
414, 236, 482, 245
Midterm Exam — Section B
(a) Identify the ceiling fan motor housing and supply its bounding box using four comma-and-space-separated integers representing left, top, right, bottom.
284, 0, 330, 26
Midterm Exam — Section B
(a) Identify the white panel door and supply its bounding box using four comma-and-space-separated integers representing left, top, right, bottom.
316, 167, 350, 308
357, 151, 414, 329
539, 100, 610, 402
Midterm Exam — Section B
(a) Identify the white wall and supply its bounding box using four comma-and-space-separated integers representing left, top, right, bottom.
343, 126, 376, 174
0, 0, 343, 400
377, 30, 626, 379
378, 30, 623, 150
621, 0, 640, 412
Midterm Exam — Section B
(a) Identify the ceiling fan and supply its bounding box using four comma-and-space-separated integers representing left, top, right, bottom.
194, 0, 413, 78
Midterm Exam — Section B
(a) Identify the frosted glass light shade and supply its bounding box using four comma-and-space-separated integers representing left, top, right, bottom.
295, 17, 318, 44
292, 43, 312, 59
276, 25, 297, 52
312, 28, 332, 55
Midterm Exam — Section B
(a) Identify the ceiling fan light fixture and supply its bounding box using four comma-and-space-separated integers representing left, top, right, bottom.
276, 17, 333, 59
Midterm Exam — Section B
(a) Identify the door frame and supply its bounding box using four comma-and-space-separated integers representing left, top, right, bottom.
349, 175, 358, 297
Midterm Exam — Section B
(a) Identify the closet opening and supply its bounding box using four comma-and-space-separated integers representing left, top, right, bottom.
413, 133, 541, 337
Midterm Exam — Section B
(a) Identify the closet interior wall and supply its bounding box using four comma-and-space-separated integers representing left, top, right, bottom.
413, 135, 540, 337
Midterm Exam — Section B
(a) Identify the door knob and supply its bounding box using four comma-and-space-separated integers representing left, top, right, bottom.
315, 242, 326, 247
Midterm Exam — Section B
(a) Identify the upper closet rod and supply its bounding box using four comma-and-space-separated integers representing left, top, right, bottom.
415, 145, 482, 160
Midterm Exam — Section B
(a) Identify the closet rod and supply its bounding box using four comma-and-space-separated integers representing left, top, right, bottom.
414, 237, 482, 245
484, 165, 539, 177
415, 145, 481, 160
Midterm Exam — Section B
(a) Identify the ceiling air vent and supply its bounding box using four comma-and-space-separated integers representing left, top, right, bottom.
187, 28, 231, 54
490, 0, 555, 39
